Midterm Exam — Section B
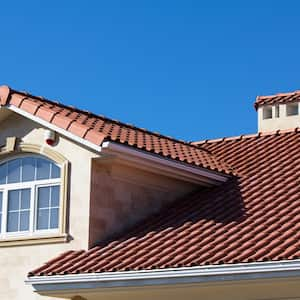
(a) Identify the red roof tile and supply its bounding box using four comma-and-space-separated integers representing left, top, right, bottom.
255, 90, 300, 109
29, 128, 300, 276
0, 85, 232, 175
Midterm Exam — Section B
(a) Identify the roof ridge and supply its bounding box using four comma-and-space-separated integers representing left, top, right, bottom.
192, 127, 300, 145
257, 90, 300, 100
254, 89, 300, 110
7, 86, 211, 153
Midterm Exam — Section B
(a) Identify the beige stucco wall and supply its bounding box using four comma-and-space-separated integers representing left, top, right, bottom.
258, 103, 300, 132
0, 111, 100, 300
89, 158, 197, 247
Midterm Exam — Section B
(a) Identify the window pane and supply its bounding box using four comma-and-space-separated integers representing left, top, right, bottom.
7, 211, 18, 232
38, 187, 50, 208
22, 157, 35, 182
0, 163, 6, 184
20, 211, 30, 231
36, 158, 51, 180
37, 209, 49, 230
51, 163, 60, 179
7, 189, 30, 232
0, 192, 2, 210
286, 103, 298, 116
50, 186, 60, 207
8, 190, 20, 211
20, 189, 30, 209
7, 159, 21, 183
50, 208, 59, 229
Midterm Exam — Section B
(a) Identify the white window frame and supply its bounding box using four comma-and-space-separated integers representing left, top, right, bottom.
0, 155, 61, 239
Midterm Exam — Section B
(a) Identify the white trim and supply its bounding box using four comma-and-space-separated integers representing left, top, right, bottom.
101, 141, 229, 184
26, 260, 300, 293
7, 105, 102, 153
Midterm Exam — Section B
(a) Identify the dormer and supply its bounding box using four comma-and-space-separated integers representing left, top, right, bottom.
255, 90, 300, 132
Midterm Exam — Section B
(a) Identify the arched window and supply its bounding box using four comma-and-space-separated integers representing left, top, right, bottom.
0, 155, 61, 235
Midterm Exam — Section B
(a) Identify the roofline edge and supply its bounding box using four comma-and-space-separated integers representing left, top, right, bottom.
101, 141, 230, 184
6, 105, 230, 183
26, 259, 300, 294
7, 105, 103, 153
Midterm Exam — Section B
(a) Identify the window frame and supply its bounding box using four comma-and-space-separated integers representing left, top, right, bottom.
286, 102, 299, 116
0, 154, 62, 239
262, 106, 273, 119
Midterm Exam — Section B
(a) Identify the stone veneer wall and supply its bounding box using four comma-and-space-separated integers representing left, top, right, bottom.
89, 158, 197, 247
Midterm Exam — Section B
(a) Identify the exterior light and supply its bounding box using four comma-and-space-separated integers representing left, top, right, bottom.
44, 130, 56, 146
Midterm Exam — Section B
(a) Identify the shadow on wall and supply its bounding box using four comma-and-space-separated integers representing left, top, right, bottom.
101, 177, 245, 245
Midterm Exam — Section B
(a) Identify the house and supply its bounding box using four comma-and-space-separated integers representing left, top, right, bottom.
0, 85, 299, 300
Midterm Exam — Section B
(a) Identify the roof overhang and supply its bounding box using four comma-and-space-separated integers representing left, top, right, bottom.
1, 105, 229, 186
26, 260, 300, 296
101, 141, 229, 186
4, 105, 104, 152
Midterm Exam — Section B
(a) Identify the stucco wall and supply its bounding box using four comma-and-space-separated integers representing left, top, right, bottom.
89, 158, 197, 247
0, 111, 99, 300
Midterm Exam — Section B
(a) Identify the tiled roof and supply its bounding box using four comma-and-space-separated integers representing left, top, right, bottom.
0, 85, 232, 175
0, 86, 232, 174
29, 128, 300, 276
255, 90, 300, 109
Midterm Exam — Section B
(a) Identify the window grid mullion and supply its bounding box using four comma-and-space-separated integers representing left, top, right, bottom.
2, 189, 8, 234
29, 184, 35, 234
0, 178, 60, 189
17, 189, 21, 232
48, 186, 52, 229
0, 190, 4, 235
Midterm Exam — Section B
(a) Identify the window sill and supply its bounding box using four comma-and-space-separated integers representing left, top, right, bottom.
0, 233, 69, 247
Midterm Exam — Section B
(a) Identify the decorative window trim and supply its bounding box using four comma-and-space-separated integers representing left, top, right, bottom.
0, 139, 69, 246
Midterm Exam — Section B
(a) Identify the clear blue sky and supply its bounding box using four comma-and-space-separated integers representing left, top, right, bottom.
1, 1, 300, 141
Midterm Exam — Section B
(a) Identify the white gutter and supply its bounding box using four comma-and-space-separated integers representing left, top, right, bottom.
7, 105, 103, 153
101, 141, 229, 185
26, 260, 300, 293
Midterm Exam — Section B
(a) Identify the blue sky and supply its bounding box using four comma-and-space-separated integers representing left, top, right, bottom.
1, 1, 300, 141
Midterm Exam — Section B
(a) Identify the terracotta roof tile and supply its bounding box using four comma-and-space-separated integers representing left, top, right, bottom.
0, 85, 232, 175
29, 129, 300, 276
255, 90, 300, 109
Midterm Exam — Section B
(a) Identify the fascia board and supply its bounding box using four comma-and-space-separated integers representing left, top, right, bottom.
7, 106, 229, 185
6, 105, 102, 152
26, 260, 300, 293
102, 141, 229, 184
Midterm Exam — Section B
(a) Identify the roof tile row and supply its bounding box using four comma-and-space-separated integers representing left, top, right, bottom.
0, 85, 232, 174
29, 128, 300, 276
255, 90, 300, 109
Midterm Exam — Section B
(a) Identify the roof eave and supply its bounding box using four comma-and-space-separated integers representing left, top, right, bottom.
6, 104, 104, 153
26, 259, 300, 295
4, 104, 230, 185
101, 141, 230, 185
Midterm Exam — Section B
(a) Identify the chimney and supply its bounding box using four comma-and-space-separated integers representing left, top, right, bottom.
255, 90, 300, 132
